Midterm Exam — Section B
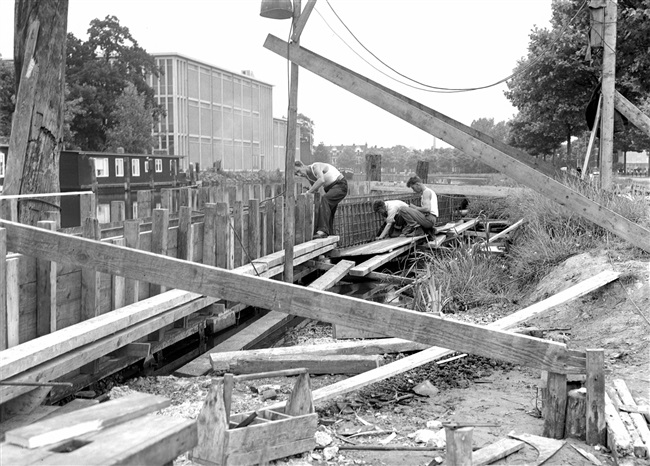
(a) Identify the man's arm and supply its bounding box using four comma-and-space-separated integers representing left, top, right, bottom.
410, 190, 432, 213
377, 222, 391, 240
306, 165, 326, 194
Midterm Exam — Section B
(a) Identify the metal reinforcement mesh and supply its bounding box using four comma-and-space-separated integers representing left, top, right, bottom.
332, 192, 468, 248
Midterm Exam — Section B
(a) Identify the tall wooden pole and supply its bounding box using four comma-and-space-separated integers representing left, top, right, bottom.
283, 0, 301, 283
599, 0, 616, 190
6, 0, 68, 226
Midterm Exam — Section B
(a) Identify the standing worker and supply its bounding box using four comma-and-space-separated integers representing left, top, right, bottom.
295, 160, 349, 239
400, 175, 438, 237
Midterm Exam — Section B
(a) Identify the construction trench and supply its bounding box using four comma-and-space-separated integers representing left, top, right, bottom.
1, 36, 650, 466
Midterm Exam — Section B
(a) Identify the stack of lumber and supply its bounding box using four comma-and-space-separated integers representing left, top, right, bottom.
605, 379, 650, 464
0, 392, 196, 465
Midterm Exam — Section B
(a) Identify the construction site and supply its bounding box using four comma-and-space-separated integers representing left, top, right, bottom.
1, 1, 650, 465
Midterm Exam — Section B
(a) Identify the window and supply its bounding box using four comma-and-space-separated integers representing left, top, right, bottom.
155, 158, 163, 173
115, 158, 124, 177
95, 158, 109, 177
0, 151, 5, 177
144, 159, 150, 173
131, 158, 140, 177
97, 204, 110, 224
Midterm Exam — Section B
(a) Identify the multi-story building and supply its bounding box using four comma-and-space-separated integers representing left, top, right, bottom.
149, 53, 298, 172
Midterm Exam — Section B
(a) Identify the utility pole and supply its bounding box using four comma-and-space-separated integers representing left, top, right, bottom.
599, 0, 616, 190
282, 0, 316, 282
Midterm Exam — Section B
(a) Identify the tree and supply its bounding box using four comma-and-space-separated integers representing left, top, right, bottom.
66, 16, 162, 151
312, 142, 331, 163
5, 0, 68, 226
105, 83, 154, 153
0, 57, 14, 141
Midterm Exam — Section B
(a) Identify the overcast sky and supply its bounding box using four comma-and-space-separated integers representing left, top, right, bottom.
0, 0, 553, 150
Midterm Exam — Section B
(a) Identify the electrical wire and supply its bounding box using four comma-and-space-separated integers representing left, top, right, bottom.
320, 0, 589, 93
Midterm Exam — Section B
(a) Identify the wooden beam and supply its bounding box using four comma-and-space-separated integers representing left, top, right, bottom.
349, 243, 416, 277
210, 338, 428, 372
599, 0, 617, 189
0, 221, 583, 376
5, 392, 170, 448
0, 229, 7, 351
615, 91, 650, 138
229, 354, 383, 375
586, 349, 606, 446
472, 438, 524, 466
370, 183, 525, 198
263, 35, 650, 254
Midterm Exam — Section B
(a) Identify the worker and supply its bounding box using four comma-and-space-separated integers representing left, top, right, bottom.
400, 175, 438, 236
294, 160, 348, 239
373, 199, 408, 240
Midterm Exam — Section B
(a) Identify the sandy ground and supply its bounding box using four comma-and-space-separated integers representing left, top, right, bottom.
110, 248, 650, 466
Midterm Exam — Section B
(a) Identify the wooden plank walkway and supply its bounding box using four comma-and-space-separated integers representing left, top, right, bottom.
330, 236, 425, 257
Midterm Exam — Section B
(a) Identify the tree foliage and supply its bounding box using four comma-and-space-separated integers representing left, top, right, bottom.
505, 0, 650, 160
66, 16, 162, 151
312, 142, 331, 163
105, 83, 154, 153
0, 58, 14, 140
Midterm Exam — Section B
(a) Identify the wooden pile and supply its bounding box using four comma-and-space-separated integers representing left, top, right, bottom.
604, 379, 650, 464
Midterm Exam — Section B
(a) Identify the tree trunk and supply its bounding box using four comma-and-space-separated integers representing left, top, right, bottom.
5, 0, 68, 226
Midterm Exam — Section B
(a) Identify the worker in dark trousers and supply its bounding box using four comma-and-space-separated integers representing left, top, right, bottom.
294, 160, 348, 238
400, 175, 438, 236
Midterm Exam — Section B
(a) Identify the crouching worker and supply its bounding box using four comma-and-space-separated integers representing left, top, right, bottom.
373, 199, 408, 240
400, 175, 438, 237
294, 160, 348, 239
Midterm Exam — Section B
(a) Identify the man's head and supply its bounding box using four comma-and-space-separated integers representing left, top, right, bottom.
373, 200, 387, 217
406, 175, 424, 193
294, 160, 308, 177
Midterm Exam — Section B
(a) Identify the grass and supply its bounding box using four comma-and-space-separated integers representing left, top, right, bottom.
410, 174, 649, 312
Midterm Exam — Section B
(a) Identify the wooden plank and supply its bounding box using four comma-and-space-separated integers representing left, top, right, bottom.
123, 219, 140, 306
36, 221, 57, 336
215, 201, 230, 269
543, 372, 568, 439
263, 35, 650, 253
202, 203, 217, 266
211, 338, 428, 372
109, 238, 125, 311
0, 405, 60, 441
0, 228, 7, 350
334, 325, 386, 339
248, 199, 260, 261
371, 183, 525, 198
5, 257, 19, 347
615, 91, 650, 138
232, 200, 243, 268
149, 209, 169, 295
81, 217, 101, 323
586, 348, 606, 446
0, 221, 583, 376
349, 242, 416, 276
229, 354, 383, 375
613, 379, 650, 452
0, 296, 214, 404
178, 206, 193, 262
331, 236, 423, 258
265, 196, 275, 254
274, 196, 284, 253
5, 392, 169, 448
472, 438, 525, 466
446, 426, 473, 466
1, 414, 197, 466
605, 392, 634, 458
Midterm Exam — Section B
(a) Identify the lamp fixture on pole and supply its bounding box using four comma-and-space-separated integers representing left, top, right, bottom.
260, 0, 294, 19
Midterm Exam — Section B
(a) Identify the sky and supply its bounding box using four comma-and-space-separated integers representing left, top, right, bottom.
0, 0, 553, 151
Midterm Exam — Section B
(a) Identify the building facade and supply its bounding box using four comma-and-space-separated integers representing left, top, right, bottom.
149, 53, 298, 172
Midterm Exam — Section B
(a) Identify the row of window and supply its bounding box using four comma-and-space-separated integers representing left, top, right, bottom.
94, 158, 166, 178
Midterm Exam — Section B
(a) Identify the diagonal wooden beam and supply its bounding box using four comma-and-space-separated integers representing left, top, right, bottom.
263, 35, 650, 254
0, 220, 581, 376
614, 90, 650, 138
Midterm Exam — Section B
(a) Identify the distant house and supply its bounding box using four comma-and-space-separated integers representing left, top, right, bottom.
148, 53, 299, 172
618, 150, 649, 175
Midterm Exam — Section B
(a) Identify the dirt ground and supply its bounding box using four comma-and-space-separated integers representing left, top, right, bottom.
109, 248, 649, 466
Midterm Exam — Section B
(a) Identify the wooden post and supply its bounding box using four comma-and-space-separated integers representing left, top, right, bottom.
123, 219, 140, 305
5, 1, 67, 226
150, 209, 169, 296
160, 188, 172, 211
232, 200, 243, 268
295, 194, 306, 245
274, 196, 284, 254
110, 200, 125, 223
178, 206, 193, 263
566, 388, 587, 440
137, 190, 153, 219
586, 348, 606, 445
365, 153, 381, 181
582, 95, 602, 179
216, 202, 230, 270
416, 161, 429, 183
6, 257, 19, 347
36, 220, 57, 336
599, 0, 616, 190
79, 192, 95, 224
445, 427, 473, 465
110, 237, 125, 310
248, 199, 260, 261
305, 193, 314, 243
0, 228, 7, 350
223, 373, 234, 424
203, 203, 217, 267
543, 372, 568, 439
265, 198, 275, 255
81, 217, 101, 374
